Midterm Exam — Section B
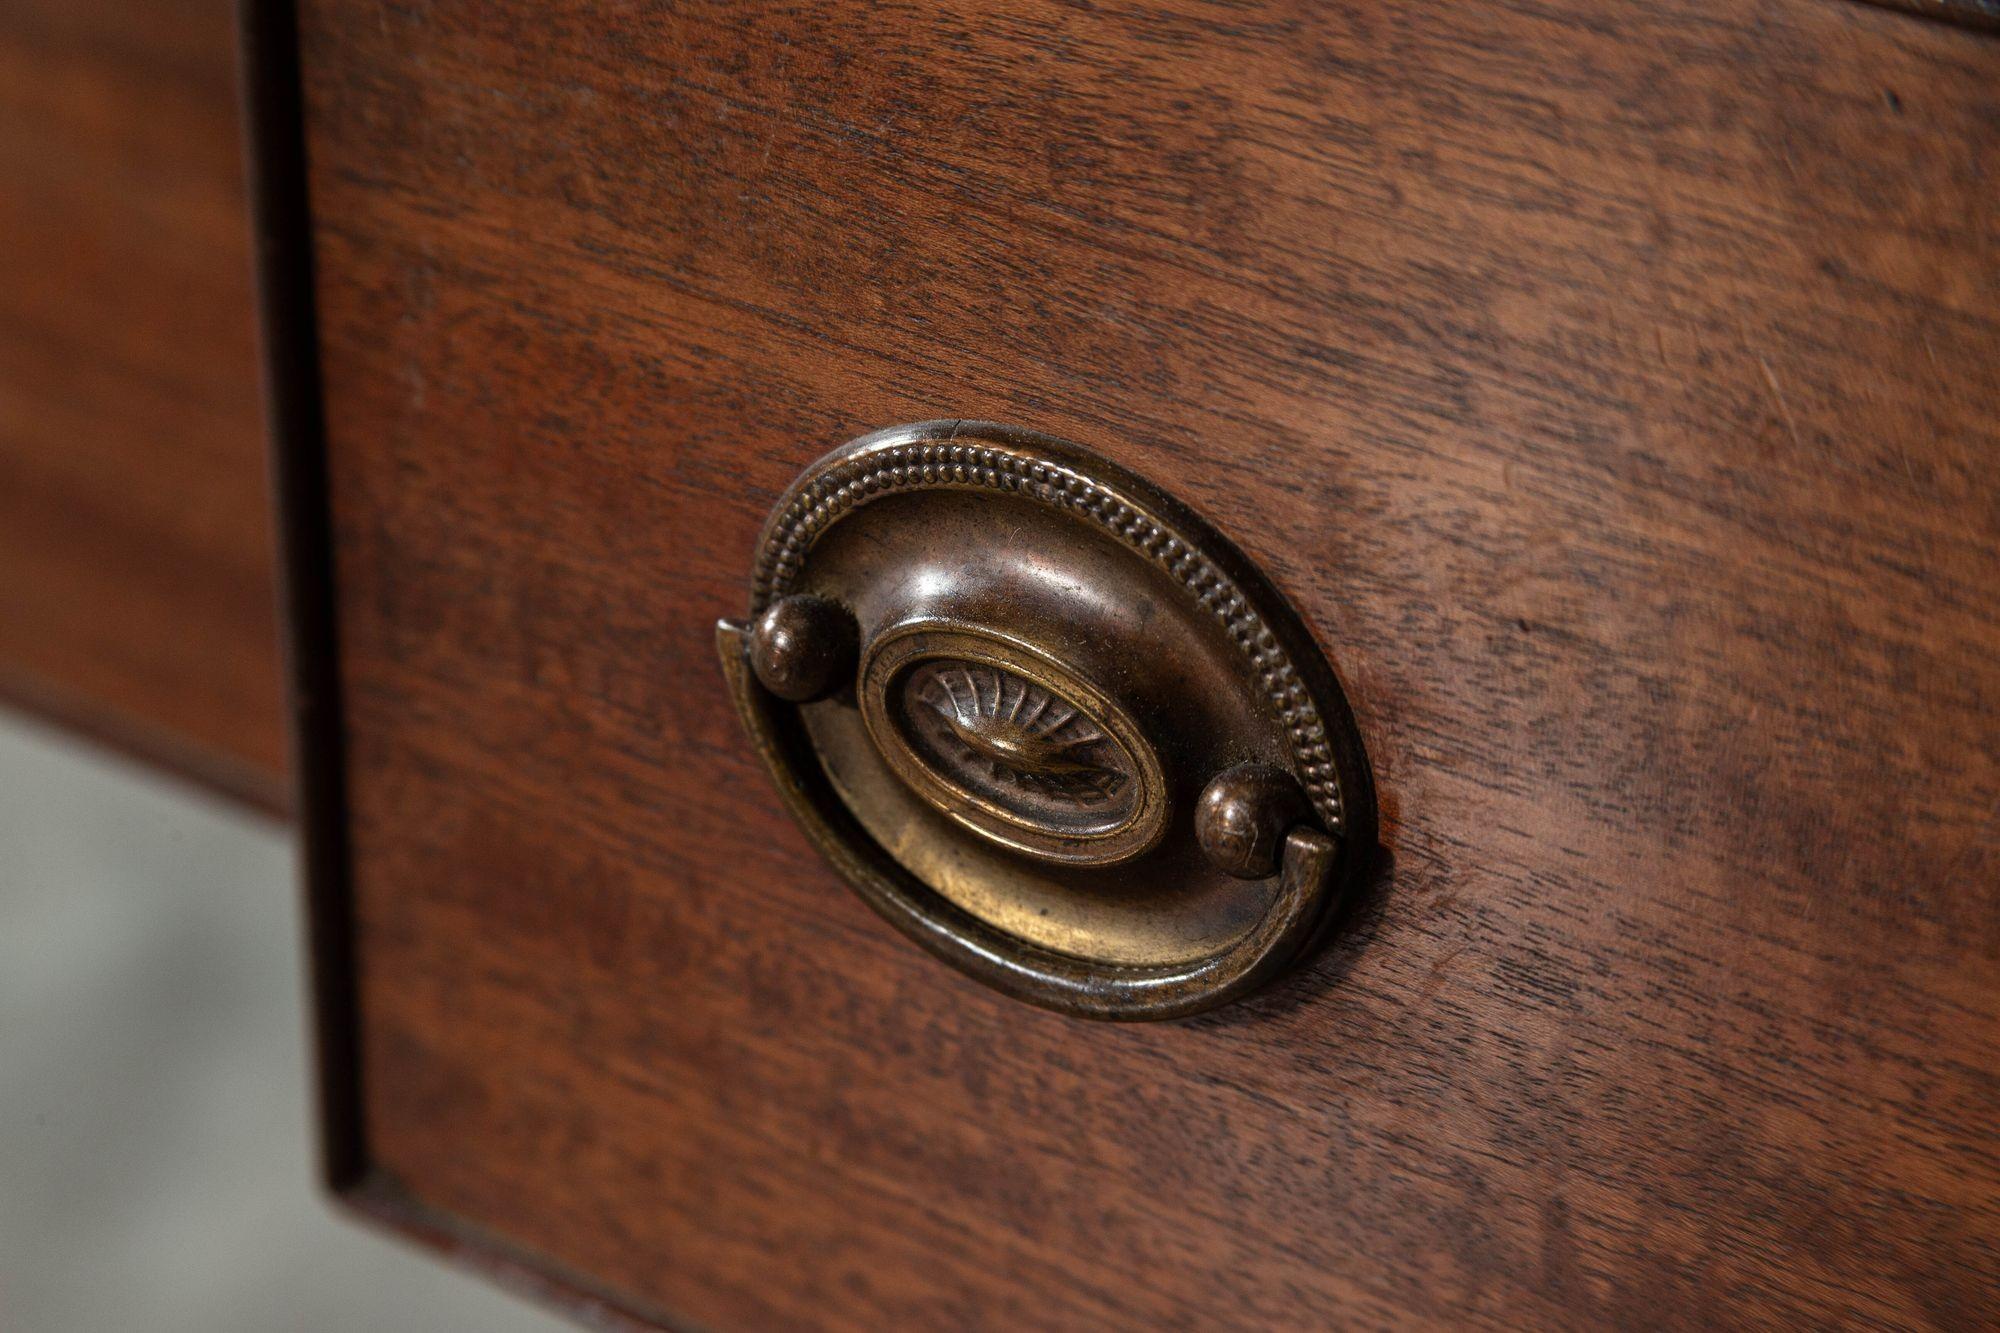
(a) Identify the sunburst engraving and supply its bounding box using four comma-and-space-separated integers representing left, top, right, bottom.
894, 657, 1143, 838
857, 621, 1171, 864
914, 662, 1127, 805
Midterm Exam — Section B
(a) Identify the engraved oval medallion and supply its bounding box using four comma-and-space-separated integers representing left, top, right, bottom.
903, 660, 1137, 834
858, 623, 1169, 866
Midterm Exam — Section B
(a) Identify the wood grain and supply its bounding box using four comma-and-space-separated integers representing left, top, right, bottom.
293, 0, 2000, 1325
0, 0, 287, 807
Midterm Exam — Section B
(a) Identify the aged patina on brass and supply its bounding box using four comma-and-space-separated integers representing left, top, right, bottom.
718, 421, 1374, 1019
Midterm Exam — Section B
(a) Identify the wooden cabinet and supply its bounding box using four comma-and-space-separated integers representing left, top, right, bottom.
267, 0, 2000, 1325
0, 0, 287, 808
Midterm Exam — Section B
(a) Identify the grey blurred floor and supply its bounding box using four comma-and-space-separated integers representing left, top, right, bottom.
0, 711, 572, 1332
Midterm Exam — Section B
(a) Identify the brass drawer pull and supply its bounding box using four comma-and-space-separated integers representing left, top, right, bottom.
718, 421, 1373, 1019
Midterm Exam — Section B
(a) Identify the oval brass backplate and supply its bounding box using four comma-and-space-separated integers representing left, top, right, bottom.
717, 421, 1375, 1020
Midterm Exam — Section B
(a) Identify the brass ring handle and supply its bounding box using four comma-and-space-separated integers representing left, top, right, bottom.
718, 421, 1374, 1020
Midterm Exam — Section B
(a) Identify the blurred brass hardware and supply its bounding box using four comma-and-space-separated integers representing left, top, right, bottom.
718, 421, 1374, 1019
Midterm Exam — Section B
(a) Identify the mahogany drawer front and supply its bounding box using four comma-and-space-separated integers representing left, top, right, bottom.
276, 0, 2000, 1326
0, 0, 287, 807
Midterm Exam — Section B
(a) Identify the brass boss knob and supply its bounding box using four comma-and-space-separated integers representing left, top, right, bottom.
1195, 764, 1314, 881
748, 595, 857, 703
719, 421, 1373, 1020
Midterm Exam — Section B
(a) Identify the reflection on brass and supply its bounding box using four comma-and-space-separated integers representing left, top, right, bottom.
718, 421, 1375, 1020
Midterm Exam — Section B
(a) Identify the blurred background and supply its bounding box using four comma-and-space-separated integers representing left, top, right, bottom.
0, 712, 569, 1331
0, 3, 567, 1322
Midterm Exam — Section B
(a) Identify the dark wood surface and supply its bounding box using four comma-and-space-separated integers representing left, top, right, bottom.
0, 0, 288, 808
1866, 0, 2000, 31
292, 0, 2000, 1325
